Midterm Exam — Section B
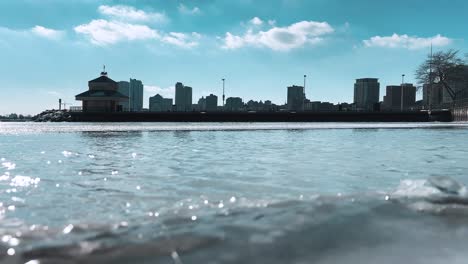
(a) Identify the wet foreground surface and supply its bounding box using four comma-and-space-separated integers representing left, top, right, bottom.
1, 122, 468, 263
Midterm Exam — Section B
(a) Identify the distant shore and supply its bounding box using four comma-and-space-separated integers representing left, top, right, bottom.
62, 110, 452, 123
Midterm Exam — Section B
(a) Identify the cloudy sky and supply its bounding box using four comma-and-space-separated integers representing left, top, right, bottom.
0, 0, 466, 114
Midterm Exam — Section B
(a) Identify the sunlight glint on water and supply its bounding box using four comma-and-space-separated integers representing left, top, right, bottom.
0, 122, 468, 263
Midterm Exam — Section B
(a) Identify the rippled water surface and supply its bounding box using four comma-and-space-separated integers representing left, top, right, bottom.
1, 122, 468, 264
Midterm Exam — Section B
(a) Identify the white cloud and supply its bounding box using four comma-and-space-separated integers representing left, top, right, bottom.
74, 19, 159, 45
144, 85, 175, 99
98, 5, 167, 23
250, 17, 263, 26
162, 32, 201, 48
223, 20, 334, 51
363, 33, 451, 50
31, 26, 64, 40
178, 4, 201, 15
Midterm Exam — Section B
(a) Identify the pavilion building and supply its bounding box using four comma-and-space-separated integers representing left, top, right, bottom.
75, 69, 128, 112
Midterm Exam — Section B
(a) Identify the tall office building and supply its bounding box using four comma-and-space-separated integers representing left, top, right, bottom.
117, 81, 130, 111
117, 79, 143, 111
130, 79, 144, 111
384, 84, 416, 111
205, 94, 218, 112
287, 85, 305, 111
354, 78, 380, 111
149, 94, 173, 112
175, 82, 193, 112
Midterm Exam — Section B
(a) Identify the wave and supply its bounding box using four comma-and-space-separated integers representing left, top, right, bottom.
2, 176, 468, 264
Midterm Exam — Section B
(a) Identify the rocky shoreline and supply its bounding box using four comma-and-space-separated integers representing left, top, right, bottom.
32, 110, 72, 122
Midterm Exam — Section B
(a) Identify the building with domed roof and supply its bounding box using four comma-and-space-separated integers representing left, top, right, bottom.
75, 68, 128, 112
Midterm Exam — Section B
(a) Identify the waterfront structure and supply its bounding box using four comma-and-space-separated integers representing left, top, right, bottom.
354, 78, 380, 111
225, 97, 244, 112
75, 69, 128, 112
287, 85, 305, 111
149, 94, 173, 112
175, 82, 193, 112
206, 94, 218, 112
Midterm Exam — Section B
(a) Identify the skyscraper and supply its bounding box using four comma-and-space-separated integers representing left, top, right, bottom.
354, 78, 380, 111
117, 79, 143, 111
129, 79, 144, 112
175, 82, 193, 112
287, 85, 305, 111
117, 81, 130, 111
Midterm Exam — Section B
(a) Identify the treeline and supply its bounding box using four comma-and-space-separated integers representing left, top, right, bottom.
0, 113, 33, 120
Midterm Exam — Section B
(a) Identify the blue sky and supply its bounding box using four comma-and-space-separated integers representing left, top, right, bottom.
1, 0, 467, 114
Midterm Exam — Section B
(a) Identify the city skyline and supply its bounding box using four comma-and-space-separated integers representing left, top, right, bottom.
2, 0, 468, 115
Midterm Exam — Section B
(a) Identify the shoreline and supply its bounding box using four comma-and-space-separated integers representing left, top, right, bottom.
65, 110, 452, 122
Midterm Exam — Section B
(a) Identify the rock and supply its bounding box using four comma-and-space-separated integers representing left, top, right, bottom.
33, 110, 72, 122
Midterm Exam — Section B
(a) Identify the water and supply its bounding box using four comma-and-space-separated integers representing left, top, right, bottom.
1, 122, 468, 264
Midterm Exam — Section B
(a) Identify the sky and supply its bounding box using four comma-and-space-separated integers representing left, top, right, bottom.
1, 0, 467, 115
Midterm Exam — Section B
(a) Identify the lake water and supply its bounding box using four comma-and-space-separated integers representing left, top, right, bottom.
1, 122, 468, 264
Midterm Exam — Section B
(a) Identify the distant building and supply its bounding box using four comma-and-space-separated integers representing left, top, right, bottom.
130, 79, 144, 111
423, 83, 443, 108
383, 84, 416, 111
75, 69, 128, 112
205, 94, 218, 112
149, 94, 173, 112
175, 82, 192, 112
117, 81, 130, 111
197, 97, 206, 111
383, 85, 401, 111
225, 97, 244, 112
117, 79, 143, 111
354, 78, 380, 111
304, 101, 336, 112
287, 85, 305, 111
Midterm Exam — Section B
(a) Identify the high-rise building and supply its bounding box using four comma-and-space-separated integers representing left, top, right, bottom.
287, 85, 305, 111
149, 94, 173, 112
117, 81, 130, 111
205, 94, 218, 112
225, 97, 244, 112
175, 82, 193, 112
383, 84, 416, 111
117, 79, 143, 111
354, 78, 380, 111
184, 86, 193, 111
130, 79, 144, 111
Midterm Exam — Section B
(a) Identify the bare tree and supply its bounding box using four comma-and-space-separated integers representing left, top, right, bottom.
415, 49, 467, 101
